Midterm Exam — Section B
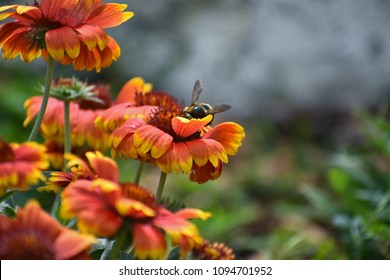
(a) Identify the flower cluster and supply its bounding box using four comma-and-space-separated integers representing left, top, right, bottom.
0, 0, 245, 260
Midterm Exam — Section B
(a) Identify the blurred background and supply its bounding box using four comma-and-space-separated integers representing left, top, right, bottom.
1, 0, 390, 259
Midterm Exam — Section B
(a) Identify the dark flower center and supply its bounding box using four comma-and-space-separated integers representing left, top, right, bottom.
121, 183, 158, 211
0, 140, 15, 162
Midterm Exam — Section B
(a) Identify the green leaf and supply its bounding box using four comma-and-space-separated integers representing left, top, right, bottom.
167, 246, 181, 260
0, 202, 16, 217
0, 190, 16, 204
3, 206, 16, 218
90, 249, 105, 260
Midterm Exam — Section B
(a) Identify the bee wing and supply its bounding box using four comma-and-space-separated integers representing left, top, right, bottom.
207, 103, 232, 114
191, 80, 203, 105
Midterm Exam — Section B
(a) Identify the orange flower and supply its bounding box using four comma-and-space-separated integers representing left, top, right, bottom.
0, 139, 48, 194
61, 179, 210, 259
110, 112, 245, 183
193, 240, 235, 260
0, 201, 93, 259
24, 80, 113, 150
0, 0, 133, 71
46, 150, 119, 191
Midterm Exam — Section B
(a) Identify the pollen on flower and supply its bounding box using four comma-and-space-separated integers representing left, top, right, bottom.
134, 90, 182, 108
144, 91, 186, 137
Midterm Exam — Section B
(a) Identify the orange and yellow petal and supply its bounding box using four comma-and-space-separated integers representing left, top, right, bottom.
115, 77, 153, 104
115, 197, 156, 219
110, 118, 147, 158
190, 161, 223, 184
71, 36, 120, 72
0, 5, 18, 19
45, 27, 81, 60
61, 179, 122, 237
86, 3, 134, 29
203, 122, 245, 155
0, 5, 39, 21
75, 24, 109, 51
175, 209, 212, 221
1, 27, 34, 60
71, 108, 110, 150
186, 139, 227, 168
153, 209, 204, 259
155, 142, 192, 174
133, 223, 167, 260
172, 115, 213, 138
0, 21, 42, 62
24, 97, 65, 142
85, 151, 119, 182
95, 103, 133, 133
95, 103, 157, 133
134, 125, 173, 158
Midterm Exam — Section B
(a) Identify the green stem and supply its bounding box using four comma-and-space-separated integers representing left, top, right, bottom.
28, 55, 55, 142
50, 190, 62, 217
111, 229, 128, 260
63, 100, 71, 171
134, 162, 145, 185
156, 171, 167, 200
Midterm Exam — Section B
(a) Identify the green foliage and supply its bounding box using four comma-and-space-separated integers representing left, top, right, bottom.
323, 112, 390, 259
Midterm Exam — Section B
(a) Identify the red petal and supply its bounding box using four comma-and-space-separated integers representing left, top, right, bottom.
54, 230, 93, 260
41, 0, 102, 26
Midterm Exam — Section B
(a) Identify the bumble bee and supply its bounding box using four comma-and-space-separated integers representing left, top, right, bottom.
183, 80, 231, 124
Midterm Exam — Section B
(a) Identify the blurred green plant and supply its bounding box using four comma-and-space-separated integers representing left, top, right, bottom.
304, 110, 390, 259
